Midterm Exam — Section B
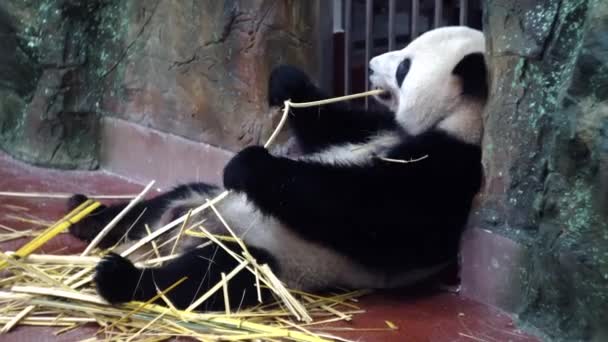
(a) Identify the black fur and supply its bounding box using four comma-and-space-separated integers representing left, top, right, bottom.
396, 58, 411, 88
452, 52, 488, 100
229, 65, 482, 271
223, 134, 481, 271
269, 66, 396, 153
69, 64, 483, 310
95, 242, 277, 310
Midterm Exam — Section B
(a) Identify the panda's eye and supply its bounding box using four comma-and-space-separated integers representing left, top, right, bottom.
396, 58, 411, 88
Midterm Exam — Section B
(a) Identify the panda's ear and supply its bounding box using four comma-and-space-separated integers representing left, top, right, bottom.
452, 52, 488, 100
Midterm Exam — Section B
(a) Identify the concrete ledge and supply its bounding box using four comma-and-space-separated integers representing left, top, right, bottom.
460, 227, 527, 313
100, 117, 233, 190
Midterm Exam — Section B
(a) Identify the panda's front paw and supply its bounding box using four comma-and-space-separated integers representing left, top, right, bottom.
268, 65, 314, 106
223, 146, 273, 192
95, 253, 140, 304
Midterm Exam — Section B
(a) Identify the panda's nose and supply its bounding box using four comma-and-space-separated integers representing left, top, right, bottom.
368, 67, 374, 76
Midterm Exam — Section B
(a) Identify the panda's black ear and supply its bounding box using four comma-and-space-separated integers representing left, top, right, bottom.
452, 52, 488, 100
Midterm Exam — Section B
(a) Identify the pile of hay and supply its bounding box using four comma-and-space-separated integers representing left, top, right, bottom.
0, 91, 396, 341
0, 193, 374, 341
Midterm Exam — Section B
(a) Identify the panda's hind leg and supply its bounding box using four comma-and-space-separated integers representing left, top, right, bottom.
67, 182, 218, 249
66, 194, 143, 248
94, 241, 278, 311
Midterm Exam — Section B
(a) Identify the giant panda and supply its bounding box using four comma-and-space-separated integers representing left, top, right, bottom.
67, 26, 488, 311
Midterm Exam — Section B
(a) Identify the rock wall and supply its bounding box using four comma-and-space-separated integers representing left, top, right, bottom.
477, 0, 608, 340
101, 0, 319, 151
0, 0, 320, 168
0, 0, 107, 169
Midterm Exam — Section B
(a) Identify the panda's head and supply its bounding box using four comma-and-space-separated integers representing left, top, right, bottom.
369, 26, 488, 145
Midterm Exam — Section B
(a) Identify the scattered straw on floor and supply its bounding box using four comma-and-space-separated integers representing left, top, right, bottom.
0, 90, 399, 341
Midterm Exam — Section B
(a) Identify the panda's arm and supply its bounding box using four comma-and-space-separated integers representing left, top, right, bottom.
288, 102, 397, 154
223, 146, 427, 236
269, 65, 396, 153
224, 136, 482, 239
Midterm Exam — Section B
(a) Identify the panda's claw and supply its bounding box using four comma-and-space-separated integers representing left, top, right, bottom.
95, 253, 140, 304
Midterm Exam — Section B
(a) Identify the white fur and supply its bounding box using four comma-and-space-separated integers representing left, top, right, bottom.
369, 26, 485, 145
300, 132, 402, 166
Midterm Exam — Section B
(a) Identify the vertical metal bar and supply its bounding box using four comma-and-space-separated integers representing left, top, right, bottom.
333, 0, 343, 32
459, 0, 468, 25
411, 0, 419, 39
388, 0, 396, 51
434, 0, 443, 28
365, 0, 373, 109
344, 0, 351, 95
317, 0, 334, 93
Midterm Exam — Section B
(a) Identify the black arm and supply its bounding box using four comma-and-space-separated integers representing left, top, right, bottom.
224, 146, 424, 241
223, 132, 482, 254
268, 65, 396, 153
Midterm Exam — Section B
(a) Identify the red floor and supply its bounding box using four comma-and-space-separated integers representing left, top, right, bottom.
0, 152, 538, 342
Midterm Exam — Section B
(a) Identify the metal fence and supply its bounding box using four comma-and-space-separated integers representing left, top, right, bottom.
327, 0, 483, 108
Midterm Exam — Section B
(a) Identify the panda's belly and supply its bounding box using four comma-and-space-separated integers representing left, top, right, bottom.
211, 194, 447, 290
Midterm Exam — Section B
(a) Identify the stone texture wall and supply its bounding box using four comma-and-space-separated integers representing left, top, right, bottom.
0, 0, 106, 169
0, 0, 320, 168
102, 0, 319, 151
476, 0, 607, 340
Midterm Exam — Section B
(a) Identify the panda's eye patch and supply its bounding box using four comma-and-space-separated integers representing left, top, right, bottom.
396, 58, 411, 88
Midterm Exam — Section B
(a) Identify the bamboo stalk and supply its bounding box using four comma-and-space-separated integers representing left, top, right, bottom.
287, 89, 384, 108
4, 252, 100, 266
186, 260, 249, 312
0, 316, 96, 323
82, 180, 155, 255
120, 191, 230, 257
0, 200, 101, 269
106, 276, 188, 331
0, 192, 137, 199
11, 285, 108, 305
0, 305, 35, 333
221, 272, 230, 316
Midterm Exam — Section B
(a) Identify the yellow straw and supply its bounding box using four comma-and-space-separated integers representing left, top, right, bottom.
0, 200, 101, 269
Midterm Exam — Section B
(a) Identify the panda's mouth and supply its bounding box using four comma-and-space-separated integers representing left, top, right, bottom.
379, 91, 392, 101
374, 87, 393, 101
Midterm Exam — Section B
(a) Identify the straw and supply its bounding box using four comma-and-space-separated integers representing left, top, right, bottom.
0, 200, 101, 269
0, 89, 395, 341
81, 180, 155, 255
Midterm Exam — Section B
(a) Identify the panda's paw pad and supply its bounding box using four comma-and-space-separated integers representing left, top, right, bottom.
95, 253, 139, 304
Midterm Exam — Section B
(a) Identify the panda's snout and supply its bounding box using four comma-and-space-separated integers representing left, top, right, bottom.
368, 67, 374, 76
